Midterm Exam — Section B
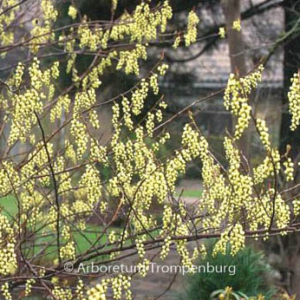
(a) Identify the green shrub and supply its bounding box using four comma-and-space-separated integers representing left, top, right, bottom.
178, 242, 275, 300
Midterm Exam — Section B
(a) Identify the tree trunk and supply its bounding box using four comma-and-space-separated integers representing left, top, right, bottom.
221, 0, 247, 76
277, 0, 300, 297
221, 0, 251, 159
280, 0, 300, 157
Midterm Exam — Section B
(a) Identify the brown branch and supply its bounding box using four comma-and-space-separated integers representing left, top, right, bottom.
34, 111, 61, 264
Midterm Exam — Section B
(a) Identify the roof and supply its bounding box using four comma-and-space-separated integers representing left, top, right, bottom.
168, 1, 284, 88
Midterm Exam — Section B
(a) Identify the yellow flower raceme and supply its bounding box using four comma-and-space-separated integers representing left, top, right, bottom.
173, 35, 181, 49
256, 118, 271, 151
25, 279, 35, 297
0, 215, 17, 276
224, 66, 264, 139
219, 27, 226, 38
68, 5, 77, 19
1, 282, 12, 300
233, 19, 241, 31
185, 10, 200, 46
288, 73, 300, 131
284, 157, 294, 182
253, 149, 280, 184
213, 223, 245, 256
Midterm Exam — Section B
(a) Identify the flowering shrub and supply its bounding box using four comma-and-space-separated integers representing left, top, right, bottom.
0, 0, 299, 299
